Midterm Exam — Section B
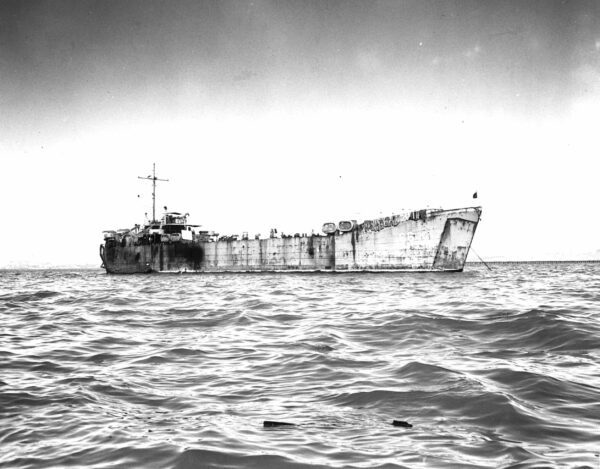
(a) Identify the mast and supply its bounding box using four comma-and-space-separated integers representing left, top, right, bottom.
138, 163, 169, 222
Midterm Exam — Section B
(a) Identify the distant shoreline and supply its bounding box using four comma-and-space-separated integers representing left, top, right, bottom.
1, 260, 600, 270
467, 260, 600, 265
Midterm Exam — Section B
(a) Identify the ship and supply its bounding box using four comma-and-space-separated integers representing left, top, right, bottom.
99, 165, 482, 274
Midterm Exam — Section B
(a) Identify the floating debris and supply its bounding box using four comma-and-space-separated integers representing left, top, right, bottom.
263, 421, 296, 428
392, 420, 413, 428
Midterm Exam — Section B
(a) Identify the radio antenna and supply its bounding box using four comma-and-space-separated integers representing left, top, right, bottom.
138, 163, 168, 222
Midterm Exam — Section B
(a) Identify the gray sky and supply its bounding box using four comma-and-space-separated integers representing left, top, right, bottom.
1, 0, 599, 266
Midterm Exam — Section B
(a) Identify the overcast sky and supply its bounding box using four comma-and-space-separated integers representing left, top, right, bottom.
1, 0, 599, 266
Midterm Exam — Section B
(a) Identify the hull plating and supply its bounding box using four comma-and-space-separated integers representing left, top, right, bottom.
101, 207, 481, 274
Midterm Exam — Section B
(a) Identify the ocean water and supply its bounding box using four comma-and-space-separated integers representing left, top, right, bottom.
1, 264, 599, 469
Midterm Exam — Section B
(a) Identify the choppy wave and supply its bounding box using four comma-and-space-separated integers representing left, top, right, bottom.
0, 264, 599, 468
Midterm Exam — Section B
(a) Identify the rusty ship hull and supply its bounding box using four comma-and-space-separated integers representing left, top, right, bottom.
100, 207, 481, 274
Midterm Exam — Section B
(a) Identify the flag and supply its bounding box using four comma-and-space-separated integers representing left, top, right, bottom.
473, 192, 478, 199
